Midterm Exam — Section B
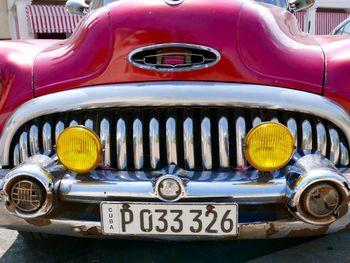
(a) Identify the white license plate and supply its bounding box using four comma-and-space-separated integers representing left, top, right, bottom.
101, 202, 238, 236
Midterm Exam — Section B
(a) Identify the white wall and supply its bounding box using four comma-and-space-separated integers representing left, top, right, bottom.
0, 1, 11, 39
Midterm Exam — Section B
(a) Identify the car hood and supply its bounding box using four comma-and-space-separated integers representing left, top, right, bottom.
33, 0, 325, 96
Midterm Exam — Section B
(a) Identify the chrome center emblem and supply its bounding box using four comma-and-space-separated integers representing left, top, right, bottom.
155, 175, 185, 202
128, 43, 221, 72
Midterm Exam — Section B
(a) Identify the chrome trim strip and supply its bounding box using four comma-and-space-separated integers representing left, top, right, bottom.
302, 120, 312, 151
42, 122, 52, 152
166, 117, 177, 165
287, 118, 298, 148
29, 125, 39, 155
201, 117, 212, 170
13, 144, 20, 166
340, 142, 349, 167
236, 116, 246, 167
84, 119, 93, 130
218, 117, 229, 168
2, 82, 350, 166
183, 117, 195, 169
128, 43, 221, 73
329, 129, 340, 165
149, 118, 160, 170
116, 119, 127, 170
55, 121, 64, 142
133, 119, 143, 170
271, 117, 279, 123
100, 119, 111, 166
316, 122, 327, 156
19, 132, 28, 162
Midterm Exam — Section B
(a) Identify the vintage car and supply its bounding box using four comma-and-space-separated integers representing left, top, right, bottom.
1, 0, 350, 240
331, 17, 350, 35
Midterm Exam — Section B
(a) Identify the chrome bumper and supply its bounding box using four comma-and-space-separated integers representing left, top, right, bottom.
0, 154, 349, 239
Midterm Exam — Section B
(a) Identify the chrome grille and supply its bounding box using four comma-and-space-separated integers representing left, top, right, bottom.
11, 107, 350, 170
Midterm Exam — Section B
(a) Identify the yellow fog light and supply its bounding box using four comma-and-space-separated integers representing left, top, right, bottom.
56, 126, 102, 173
245, 122, 294, 172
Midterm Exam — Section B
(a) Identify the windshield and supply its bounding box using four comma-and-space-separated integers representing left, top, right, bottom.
92, 0, 288, 10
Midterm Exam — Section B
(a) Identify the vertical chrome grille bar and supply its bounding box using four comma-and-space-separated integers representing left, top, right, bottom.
166, 117, 177, 165
252, 117, 261, 127
100, 118, 111, 166
218, 117, 229, 168
85, 119, 93, 130
42, 122, 52, 152
287, 118, 298, 148
340, 142, 349, 167
149, 118, 160, 169
116, 119, 127, 170
316, 122, 327, 156
29, 125, 39, 155
236, 116, 246, 167
271, 118, 279, 123
329, 129, 340, 165
201, 117, 212, 170
19, 132, 28, 162
183, 117, 195, 169
69, 120, 78, 127
13, 144, 20, 165
302, 120, 312, 151
133, 119, 143, 170
55, 121, 64, 142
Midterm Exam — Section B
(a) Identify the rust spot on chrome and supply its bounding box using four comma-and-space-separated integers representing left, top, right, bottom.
86, 226, 102, 236
266, 223, 279, 236
338, 204, 349, 218
25, 218, 51, 227
287, 226, 329, 238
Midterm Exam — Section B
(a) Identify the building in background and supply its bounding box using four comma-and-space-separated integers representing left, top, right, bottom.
301, 0, 350, 34
6, 0, 81, 40
0, 1, 11, 39
0, 0, 350, 40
